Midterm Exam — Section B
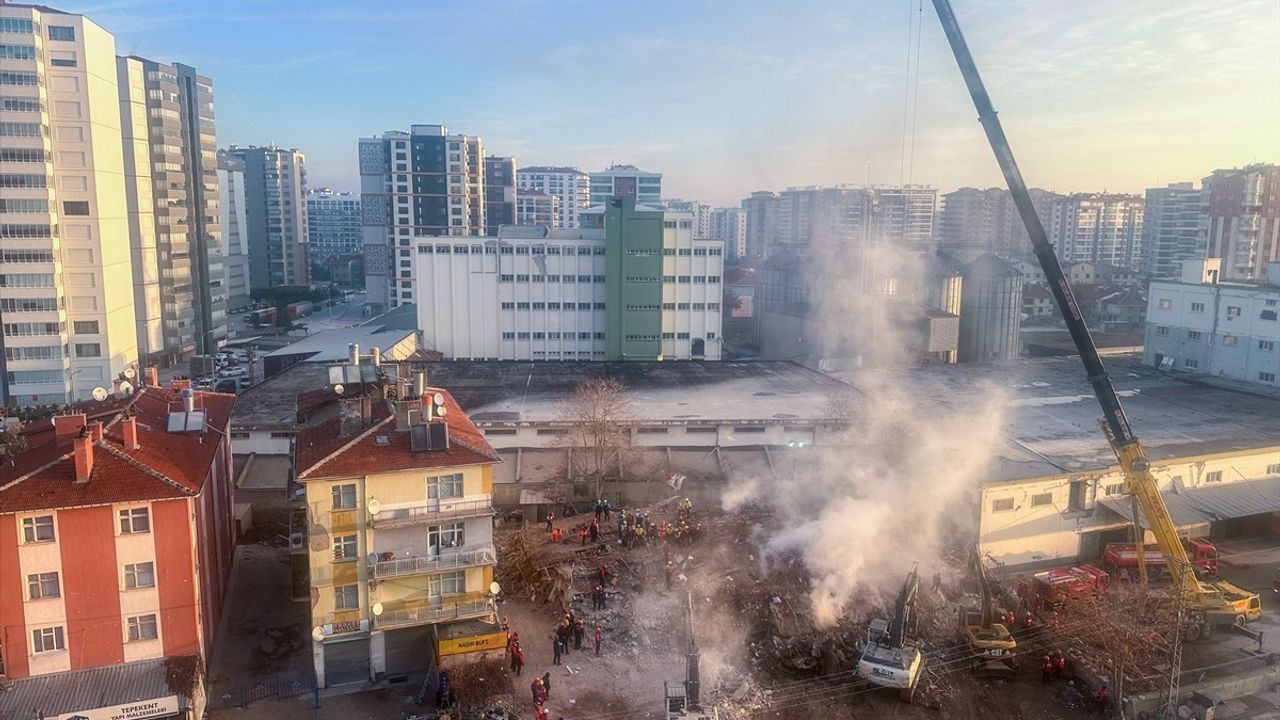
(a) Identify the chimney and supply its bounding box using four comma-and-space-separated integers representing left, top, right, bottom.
349, 343, 360, 365
89, 421, 104, 441
413, 371, 426, 400
370, 347, 381, 366
73, 429, 94, 483
121, 416, 139, 449
54, 413, 87, 442
171, 378, 192, 392
144, 366, 160, 387
181, 387, 195, 413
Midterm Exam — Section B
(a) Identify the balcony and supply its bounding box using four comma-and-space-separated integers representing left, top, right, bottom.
369, 496, 495, 529
374, 597, 494, 630
367, 546, 496, 579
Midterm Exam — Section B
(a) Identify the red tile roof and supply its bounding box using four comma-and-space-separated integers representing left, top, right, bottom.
296, 388, 500, 481
0, 387, 235, 514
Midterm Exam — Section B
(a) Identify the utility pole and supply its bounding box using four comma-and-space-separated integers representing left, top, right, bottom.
685, 591, 700, 711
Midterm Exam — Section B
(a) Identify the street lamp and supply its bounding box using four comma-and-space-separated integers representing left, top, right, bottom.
64, 368, 82, 408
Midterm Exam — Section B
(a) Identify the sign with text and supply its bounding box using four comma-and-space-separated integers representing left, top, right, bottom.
438, 630, 507, 657
56, 695, 180, 720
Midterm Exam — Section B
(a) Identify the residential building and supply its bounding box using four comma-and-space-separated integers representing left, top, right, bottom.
0, 380, 235, 717
1202, 164, 1280, 283
306, 188, 362, 264
710, 207, 746, 261
359, 125, 486, 314
220, 145, 310, 290
1048, 193, 1145, 271
874, 185, 937, 254
0, 3, 139, 406
1022, 283, 1055, 318
938, 187, 1063, 263
1143, 258, 1280, 386
319, 253, 364, 288
118, 57, 226, 365
741, 191, 778, 260
1143, 182, 1205, 280
589, 164, 661, 206
415, 198, 724, 361
665, 199, 712, 238
514, 189, 558, 228
515, 166, 589, 229
295, 368, 503, 686
483, 156, 515, 236
1016, 259, 1046, 284
216, 154, 250, 309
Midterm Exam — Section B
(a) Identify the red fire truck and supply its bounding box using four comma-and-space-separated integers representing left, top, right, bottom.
1102, 538, 1219, 581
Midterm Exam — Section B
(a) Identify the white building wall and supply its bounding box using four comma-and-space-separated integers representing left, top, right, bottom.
116, 57, 162, 362
515, 169, 588, 229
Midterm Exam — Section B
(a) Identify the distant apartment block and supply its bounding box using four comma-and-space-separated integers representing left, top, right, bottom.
874, 186, 937, 254
305, 188, 362, 264
217, 154, 250, 308
483, 156, 515, 235
1143, 182, 1205, 280
938, 187, 1063, 263
515, 166, 589, 229
220, 145, 310, 290
515, 189, 558, 228
0, 4, 139, 406
415, 198, 724, 361
710, 207, 747, 261
740, 191, 778, 260
1049, 193, 1145, 271
359, 125, 486, 313
1144, 258, 1280, 387
1203, 164, 1280, 283
589, 164, 661, 206
665, 198, 712, 238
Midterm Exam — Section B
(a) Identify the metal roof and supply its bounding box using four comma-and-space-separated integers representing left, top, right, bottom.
0, 657, 186, 718
1100, 477, 1280, 529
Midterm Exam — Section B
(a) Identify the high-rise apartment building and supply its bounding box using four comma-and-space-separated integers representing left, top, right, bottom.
515, 166, 589, 229
710, 207, 747, 261
217, 154, 250, 308
483, 156, 515, 235
515, 189, 557, 227
1049, 193, 1145, 271
1202, 164, 1280, 283
938, 187, 1063, 264
741, 191, 778, 260
874, 186, 937, 254
358, 125, 486, 313
118, 57, 226, 364
1143, 182, 1205, 280
0, 4, 138, 406
305, 188, 361, 263
221, 146, 309, 290
665, 199, 712, 238
589, 164, 661, 206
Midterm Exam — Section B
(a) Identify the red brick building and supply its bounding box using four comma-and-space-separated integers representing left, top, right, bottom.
0, 383, 235, 685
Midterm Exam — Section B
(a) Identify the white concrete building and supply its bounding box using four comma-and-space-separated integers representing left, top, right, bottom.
665, 199, 711, 238
221, 145, 310, 290
515, 166, 588, 229
1143, 258, 1280, 387
710, 207, 747, 261
1049, 193, 1145, 271
514, 188, 557, 228
217, 154, 250, 308
0, 4, 139, 406
589, 164, 661, 206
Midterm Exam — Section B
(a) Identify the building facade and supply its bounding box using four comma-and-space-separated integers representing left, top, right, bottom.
296, 377, 503, 687
589, 164, 661, 206
483, 156, 515, 236
221, 145, 309, 290
118, 57, 226, 364
305, 188, 361, 264
710, 207, 746, 261
741, 191, 778, 260
938, 187, 1062, 263
217, 154, 250, 308
359, 125, 486, 313
1143, 258, 1280, 387
1049, 193, 1145, 271
0, 4, 139, 406
1143, 182, 1204, 280
515, 188, 557, 228
515, 166, 588, 229
415, 199, 724, 361
665, 198, 712, 238
1202, 164, 1280, 283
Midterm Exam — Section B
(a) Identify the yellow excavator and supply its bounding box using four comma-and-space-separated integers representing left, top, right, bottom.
957, 550, 1017, 677
930, 0, 1262, 642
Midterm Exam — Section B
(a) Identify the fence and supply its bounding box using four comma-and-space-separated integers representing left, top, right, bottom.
208, 671, 316, 710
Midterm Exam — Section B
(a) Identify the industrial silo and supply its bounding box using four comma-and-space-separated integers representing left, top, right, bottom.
958, 253, 1023, 362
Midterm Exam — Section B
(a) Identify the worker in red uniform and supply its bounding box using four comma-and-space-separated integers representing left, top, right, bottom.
511, 641, 525, 675
1093, 684, 1111, 715
1041, 655, 1053, 683
1022, 610, 1034, 629
594, 626, 603, 656
665, 561, 676, 590
580, 526, 589, 545
1053, 650, 1067, 679
531, 677, 545, 705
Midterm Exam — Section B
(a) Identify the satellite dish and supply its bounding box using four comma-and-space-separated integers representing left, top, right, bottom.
372, 602, 384, 616
489, 581, 501, 596
91, 387, 109, 402
117, 381, 134, 397
311, 626, 324, 642
334, 383, 345, 395
433, 392, 445, 407
366, 498, 381, 516
123, 367, 136, 379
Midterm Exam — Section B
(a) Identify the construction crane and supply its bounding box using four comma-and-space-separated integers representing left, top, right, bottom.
957, 549, 1017, 678
929, 0, 1263, 711
855, 560, 925, 700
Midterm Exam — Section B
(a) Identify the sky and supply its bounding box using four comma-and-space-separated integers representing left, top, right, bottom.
82, 0, 1280, 206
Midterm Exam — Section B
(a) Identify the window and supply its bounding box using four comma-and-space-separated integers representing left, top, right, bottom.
124, 562, 155, 589
1067, 480, 1089, 512
1259, 340, 1275, 351
1204, 470, 1222, 484
74, 342, 101, 358
1187, 331, 1201, 341
333, 535, 357, 561
501, 302, 514, 310
428, 472, 463, 499
72, 320, 98, 334
27, 572, 59, 600
431, 521, 465, 549
992, 498, 1015, 512
1104, 483, 1125, 496
47, 26, 75, 41
62, 201, 89, 216
1261, 310, 1278, 321
1261, 372, 1277, 383
1183, 358, 1199, 369
502, 332, 515, 340
32, 626, 64, 653
1157, 298, 1172, 310
335, 585, 359, 610
126, 614, 158, 642
430, 569, 466, 596
49, 52, 75, 67
1190, 302, 1205, 313
1226, 306, 1241, 317
332, 483, 357, 509
1030, 493, 1053, 508
118, 507, 150, 534
1222, 335, 1237, 347
22, 515, 54, 543
1155, 325, 1169, 336
1267, 463, 1280, 475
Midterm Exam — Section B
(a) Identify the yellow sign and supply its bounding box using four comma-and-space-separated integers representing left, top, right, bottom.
438, 631, 507, 657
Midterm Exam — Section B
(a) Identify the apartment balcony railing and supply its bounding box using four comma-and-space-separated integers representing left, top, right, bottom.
367, 546, 496, 580
369, 496, 494, 529
374, 598, 494, 630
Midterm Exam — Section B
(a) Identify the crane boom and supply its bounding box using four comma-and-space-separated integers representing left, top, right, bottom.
928, 0, 1201, 601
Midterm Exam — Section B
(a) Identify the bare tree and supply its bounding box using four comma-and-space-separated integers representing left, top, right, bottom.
0, 423, 27, 465
560, 377, 634, 501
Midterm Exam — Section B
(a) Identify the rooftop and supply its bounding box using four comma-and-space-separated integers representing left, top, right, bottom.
0, 657, 188, 718
359, 302, 418, 331
496, 226, 604, 241
262, 326, 416, 362
518, 166, 586, 175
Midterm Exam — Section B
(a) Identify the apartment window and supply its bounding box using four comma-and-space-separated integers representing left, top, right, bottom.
27, 572, 59, 600
430, 570, 466, 596
22, 515, 54, 543
72, 320, 98, 334
1155, 325, 1169, 336
501, 302, 515, 310
678, 276, 690, 284
1221, 335, 1237, 347
428, 472, 463, 499
532, 332, 545, 340
1259, 340, 1275, 351
47, 26, 75, 41
593, 275, 606, 282
677, 303, 690, 310
500, 274, 513, 282
548, 302, 561, 310
74, 343, 101, 358
1226, 306, 1241, 317
1030, 492, 1053, 508
578, 332, 590, 340
516, 302, 530, 310
1261, 372, 1278, 383
335, 585, 359, 610
516, 274, 529, 282
593, 332, 605, 339
332, 483, 357, 509
48, 51, 75, 67
707, 332, 717, 340
119, 507, 150, 534
1204, 470, 1222, 484
1264, 310, 1279, 321
1183, 358, 1199, 369
662, 332, 675, 339
662, 275, 676, 283
124, 562, 155, 589
431, 521, 465, 549
708, 276, 720, 283
1157, 298, 1172, 310
32, 626, 64, 653
532, 302, 545, 310
991, 498, 1015, 512
1187, 331, 1202, 341
0, 45, 37, 60
515, 246, 529, 255
517, 332, 530, 339
1267, 463, 1280, 475
593, 303, 606, 310
501, 332, 515, 340
708, 303, 720, 310
333, 535, 357, 561
1104, 483, 1125, 497
0, 71, 38, 86
1190, 302, 1205, 313
126, 614, 158, 642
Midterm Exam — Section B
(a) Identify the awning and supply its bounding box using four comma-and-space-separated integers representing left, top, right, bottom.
1100, 477, 1280, 529
0, 657, 187, 719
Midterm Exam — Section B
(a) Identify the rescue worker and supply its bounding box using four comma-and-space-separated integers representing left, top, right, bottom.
511, 642, 525, 675
1022, 610, 1034, 629
552, 635, 563, 665
531, 677, 545, 705
594, 626, 603, 657
545, 512, 555, 533
1093, 684, 1111, 715
580, 526, 589, 545
1041, 655, 1053, 684
594, 584, 606, 610
501, 618, 511, 654
665, 561, 676, 590
1053, 650, 1067, 680
589, 518, 600, 543
534, 704, 548, 720
542, 671, 552, 699
1003, 609, 1016, 628
573, 619, 585, 650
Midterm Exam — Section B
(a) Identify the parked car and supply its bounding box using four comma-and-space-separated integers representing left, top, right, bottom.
193, 377, 215, 389
217, 366, 248, 379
